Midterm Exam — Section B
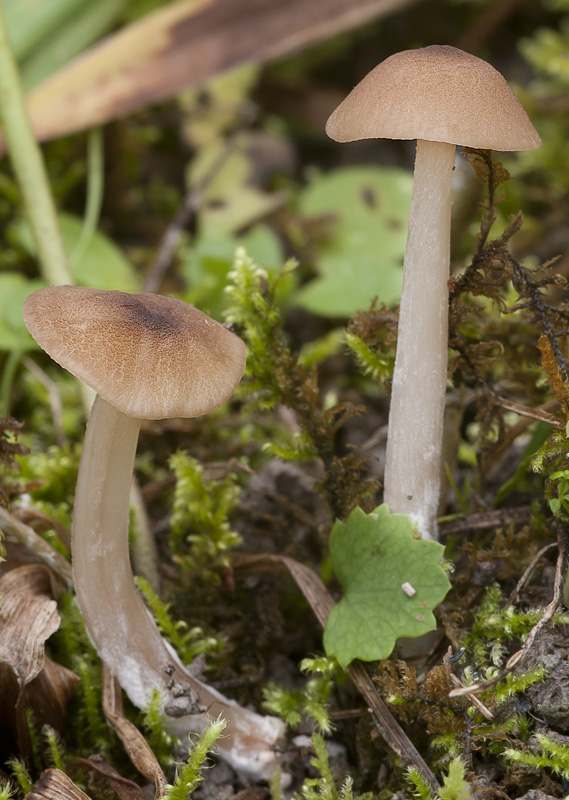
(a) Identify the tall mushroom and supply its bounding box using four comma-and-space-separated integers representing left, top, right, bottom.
326, 45, 541, 539
23, 285, 285, 780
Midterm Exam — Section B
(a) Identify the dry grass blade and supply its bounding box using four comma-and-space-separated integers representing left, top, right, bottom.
26, 768, 93, 800
232, 552, 440, 793
23, 0, 421, 143
102, 665, 167, 799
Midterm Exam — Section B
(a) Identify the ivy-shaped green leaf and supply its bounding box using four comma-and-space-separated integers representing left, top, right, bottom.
294, 166, 412, 317
323, 505, 450, 667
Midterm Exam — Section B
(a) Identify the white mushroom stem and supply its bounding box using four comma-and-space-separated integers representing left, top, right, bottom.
73, 393, 285, 780
383, 139, 456, 540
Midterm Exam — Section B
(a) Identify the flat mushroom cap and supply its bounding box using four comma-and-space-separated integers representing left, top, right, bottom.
326, 45, 541, 151
23, 286, 247, 420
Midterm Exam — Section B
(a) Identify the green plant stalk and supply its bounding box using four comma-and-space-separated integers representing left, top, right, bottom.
0, 0, 72, 286
70, 127, 104, 269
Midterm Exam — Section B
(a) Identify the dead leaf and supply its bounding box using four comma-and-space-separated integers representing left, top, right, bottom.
0, 565, 61, 686
22, 0, 421, 143
0, 565, 78, 762
26, 768, 92, 800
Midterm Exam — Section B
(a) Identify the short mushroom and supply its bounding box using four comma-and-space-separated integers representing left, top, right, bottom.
23, 285, 285, 780
326, 45, 541, 539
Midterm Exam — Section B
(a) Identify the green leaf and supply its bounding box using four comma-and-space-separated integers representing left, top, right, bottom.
17, 0, 129, 91
60, 214, 139, 290
549, 498, 561, 514
4, 0, 91, 62
187, 133, 285, 236
182, 224, 287, 318
12, 213, 139, 291
323, 505, 451, 667
0, 273, 43, 351
295, 251, 403, 318
439, 758, 473, 800
295, 166, 412, 317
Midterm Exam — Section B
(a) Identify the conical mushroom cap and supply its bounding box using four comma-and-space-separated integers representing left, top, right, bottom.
326, 45, 541, 151
23, 286, 247, 420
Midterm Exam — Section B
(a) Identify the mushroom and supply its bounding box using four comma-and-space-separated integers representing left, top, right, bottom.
326, 45, 541, 539
23, 285, 286, 780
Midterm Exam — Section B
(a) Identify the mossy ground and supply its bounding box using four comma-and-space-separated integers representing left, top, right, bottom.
3, 2, 569, 799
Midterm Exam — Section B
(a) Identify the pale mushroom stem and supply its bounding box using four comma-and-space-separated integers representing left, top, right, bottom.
73, 393, 285, 780
383, 138, 456, 540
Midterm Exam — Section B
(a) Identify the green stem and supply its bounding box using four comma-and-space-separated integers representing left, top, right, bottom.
0, 1, 72, 286
70, 127, 104, 269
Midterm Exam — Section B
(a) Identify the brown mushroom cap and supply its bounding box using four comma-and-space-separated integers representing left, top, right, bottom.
23, 286, 247, 420
326, 45, 541, 151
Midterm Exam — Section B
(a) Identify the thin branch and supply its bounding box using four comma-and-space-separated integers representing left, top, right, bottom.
0, 505, 72, 587
22, 356, 65, 446
143, 138, 236, 294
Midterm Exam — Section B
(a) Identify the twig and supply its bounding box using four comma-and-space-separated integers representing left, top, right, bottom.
483, 399, 559, 475
0, 505, 72, 587
12, 505, 72, 551
495, 397, 561, 428
439, 506, 532, 538
457, 0, 523, 52
506, 541, 558, 607
448, 669, 493, 720
143, 139, 236, 293
22, 356, 65, 446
